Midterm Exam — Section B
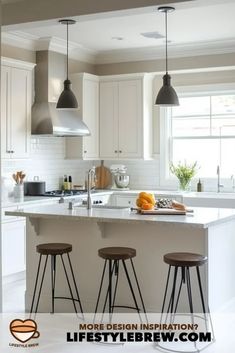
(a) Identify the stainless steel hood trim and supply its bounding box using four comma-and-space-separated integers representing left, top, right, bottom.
32, 102, 90, 137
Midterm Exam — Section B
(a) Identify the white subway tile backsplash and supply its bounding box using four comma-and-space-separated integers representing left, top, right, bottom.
2, 137, 160, 191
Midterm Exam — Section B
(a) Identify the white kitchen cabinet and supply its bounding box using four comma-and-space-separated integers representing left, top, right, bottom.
66, 73, 100, 159
1, 199, 59, 280
99, 74, 153, 160
1, 58, 35, 159
112, 195, 136, 207
2, 220, 26, 277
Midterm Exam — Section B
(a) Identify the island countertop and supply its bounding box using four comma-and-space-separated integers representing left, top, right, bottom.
5, 203, 235, 228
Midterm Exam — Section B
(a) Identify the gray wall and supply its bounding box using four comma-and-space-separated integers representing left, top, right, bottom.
1, 43, 36, 63
95, 52, 235, 76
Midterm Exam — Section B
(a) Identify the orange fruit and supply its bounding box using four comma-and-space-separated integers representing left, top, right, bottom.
141, 203, 154, 210
136, 198, 148, 207
138, 192, 155, 205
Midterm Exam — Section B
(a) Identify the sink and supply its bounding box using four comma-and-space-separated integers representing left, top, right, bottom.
75, 204, 129, 210
92, 205, 129, 209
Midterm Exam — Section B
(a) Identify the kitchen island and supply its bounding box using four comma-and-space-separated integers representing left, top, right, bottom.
6, 204, 235, 313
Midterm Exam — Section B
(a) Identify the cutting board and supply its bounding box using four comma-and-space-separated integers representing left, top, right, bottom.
139, 209, 187, 215
95, 160, 112, 189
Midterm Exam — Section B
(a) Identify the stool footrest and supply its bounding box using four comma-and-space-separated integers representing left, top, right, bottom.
111, 305, 140, 312
54, 296, 82, 303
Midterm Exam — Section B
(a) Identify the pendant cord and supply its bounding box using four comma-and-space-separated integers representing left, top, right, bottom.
66, 21, 69, 80
165, 10, 168, 74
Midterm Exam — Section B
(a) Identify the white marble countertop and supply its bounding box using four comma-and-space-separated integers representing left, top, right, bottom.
5, 204, 235, 228
3, 188, 235, 208
2, 190, 113, 208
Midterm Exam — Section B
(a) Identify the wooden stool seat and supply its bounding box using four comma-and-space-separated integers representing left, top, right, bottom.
36, 243, 72, 255
31, 242, 83, 314
98, 247, 136, 260
164, 252, 207, 267
159, 251, 214, 352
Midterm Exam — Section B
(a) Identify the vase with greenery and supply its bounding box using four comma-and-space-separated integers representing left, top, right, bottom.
170, 161, 198, 192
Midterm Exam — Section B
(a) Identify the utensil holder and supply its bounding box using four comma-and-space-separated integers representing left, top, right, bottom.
13, 184, 24, 202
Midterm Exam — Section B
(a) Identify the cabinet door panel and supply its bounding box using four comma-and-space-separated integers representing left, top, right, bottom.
83, 79, 99, 158
118, 80, 142, 158
2, 221, 26, 277
100, 81, 119, 159
11, 68, 31, 158
1, 66, 11, 158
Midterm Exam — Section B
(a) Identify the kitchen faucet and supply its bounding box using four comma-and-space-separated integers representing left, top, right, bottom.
216, 165, 224, 193
87, 167, 96, 209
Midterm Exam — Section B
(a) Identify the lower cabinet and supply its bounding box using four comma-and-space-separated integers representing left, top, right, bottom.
111, 195, 136, 207
2, 219, 26, 277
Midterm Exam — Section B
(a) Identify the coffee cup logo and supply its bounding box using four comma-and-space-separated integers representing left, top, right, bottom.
10, 319, 40, 343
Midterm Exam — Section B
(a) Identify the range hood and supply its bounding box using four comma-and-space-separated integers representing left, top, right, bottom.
32, 51, 90, 137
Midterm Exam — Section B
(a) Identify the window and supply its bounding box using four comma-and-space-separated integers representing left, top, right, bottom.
169, 92, 235, 178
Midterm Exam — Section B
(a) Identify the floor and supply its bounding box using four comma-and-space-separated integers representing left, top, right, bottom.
2, 277, 25, 313
1, 278, 235, 352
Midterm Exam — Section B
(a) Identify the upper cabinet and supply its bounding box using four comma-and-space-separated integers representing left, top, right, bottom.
99, 74, 153, 160
65, 73, 100, 159
1, 58, 35, 159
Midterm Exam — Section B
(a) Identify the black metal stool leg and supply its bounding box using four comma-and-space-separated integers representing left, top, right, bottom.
165, 266, 178, 324
160, 265, 171, 324
108, 259, 112, 317
122, 260, 141, 322
51, 255, 56, 314
35, 255, 49, 314
174, 267, 184, 314
130, 258, 147, 319
30, 254, 42, 314
111, 260, 119, 313
94, 260, 107, 314
101, 261, 115, 315
196, 266, 209, 332
186, 267, 197, 331
60, 254, 77, 313
67, 253, 84, 315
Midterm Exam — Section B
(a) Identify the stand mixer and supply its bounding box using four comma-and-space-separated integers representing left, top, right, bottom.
110, 165, 130, 189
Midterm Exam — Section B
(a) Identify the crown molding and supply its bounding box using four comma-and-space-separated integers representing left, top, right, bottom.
1, 31, 37, 51
1, 56, 36, 70
94, 38, 235, 64
2, 31, 235, 66
2, 31, 97, 64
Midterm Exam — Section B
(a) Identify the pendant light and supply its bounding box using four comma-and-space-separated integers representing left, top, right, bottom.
56, 19, 78, 109
155, 7, 179, 106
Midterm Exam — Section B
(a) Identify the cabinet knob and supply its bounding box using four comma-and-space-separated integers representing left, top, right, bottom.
11, 151, 14, 154
6, 150, 11, 153
114, 150, 118, 153
84, 150, 87, 154
119, 150, 122, 153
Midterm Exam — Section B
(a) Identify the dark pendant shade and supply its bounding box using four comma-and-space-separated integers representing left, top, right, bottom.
155, 73, 179, 106
155, 6, 179, 107
56, 19, 78, 109
56, 79, 78, 109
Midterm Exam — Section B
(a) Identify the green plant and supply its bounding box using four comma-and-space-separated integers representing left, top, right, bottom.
170, 161, 198, 191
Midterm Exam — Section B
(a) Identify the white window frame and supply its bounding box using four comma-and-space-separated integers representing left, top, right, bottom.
159, 82, 235, 190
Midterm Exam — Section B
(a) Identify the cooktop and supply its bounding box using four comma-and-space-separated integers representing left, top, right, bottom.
43, 189, 88, 197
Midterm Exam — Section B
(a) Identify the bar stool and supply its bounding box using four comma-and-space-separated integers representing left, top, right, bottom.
94, 247, 147, 319
158, 252, 214, 352
30, 243, 83, 314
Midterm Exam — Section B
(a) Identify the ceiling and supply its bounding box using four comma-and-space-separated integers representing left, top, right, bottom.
2, 0, 235, 64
